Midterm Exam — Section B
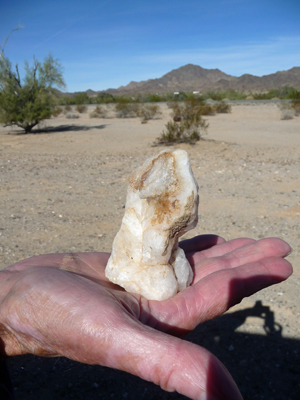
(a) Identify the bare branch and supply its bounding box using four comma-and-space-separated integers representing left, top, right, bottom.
0, 26, 24, 87
27, 55, 39, 93
15, 64, 21, 87
1, 25, 24, 54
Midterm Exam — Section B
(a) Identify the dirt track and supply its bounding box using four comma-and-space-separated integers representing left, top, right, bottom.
0, 102, 299, 399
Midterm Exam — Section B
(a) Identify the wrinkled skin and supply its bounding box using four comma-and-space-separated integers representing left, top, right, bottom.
0, 235, 292, 400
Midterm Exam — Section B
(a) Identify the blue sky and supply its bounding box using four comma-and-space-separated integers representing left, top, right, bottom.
1, 0, 300, 92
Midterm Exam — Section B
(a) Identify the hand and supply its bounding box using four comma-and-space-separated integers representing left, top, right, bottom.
0, 235, 292, 400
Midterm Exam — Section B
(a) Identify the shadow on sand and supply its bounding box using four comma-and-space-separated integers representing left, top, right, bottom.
34, 124, 107, 133
6, 300, 299, 400
7, 124, 107, 135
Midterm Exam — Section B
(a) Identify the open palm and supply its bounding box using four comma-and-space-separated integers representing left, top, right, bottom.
0, 235, 292, 400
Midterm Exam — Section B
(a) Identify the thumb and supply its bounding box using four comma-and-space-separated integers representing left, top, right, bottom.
103, 320, 243, 400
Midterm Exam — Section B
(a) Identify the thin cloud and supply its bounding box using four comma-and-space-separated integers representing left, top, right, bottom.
134, 36, 300, 77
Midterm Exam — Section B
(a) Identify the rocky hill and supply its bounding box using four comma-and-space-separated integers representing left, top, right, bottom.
61, 64, 300, 97
103, 64, 300, 95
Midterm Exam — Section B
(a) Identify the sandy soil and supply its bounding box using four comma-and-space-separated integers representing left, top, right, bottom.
0, 102, 299, 399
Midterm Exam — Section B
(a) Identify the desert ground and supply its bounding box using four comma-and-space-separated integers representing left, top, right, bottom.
0, 101, 299, 399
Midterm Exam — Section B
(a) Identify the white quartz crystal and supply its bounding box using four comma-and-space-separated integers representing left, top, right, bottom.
105, 149, 199, 301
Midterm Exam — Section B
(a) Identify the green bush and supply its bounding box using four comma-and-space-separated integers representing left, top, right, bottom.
0, 32, 65, 133
138, 104, 162, 123
252, 87, 298, 100
157, 94, 210, 144
213, 101, 231, 113
73, 92, 90, 105
96, 93, 115, 104
66, 113, 79, 119
64, 105, 72, 112
52, 106, 63, 117
196, 104, 215, 115
168, 96, 214, 119
278, 102, 295, 120
156, 117, 208, 145
288, 90, 300, 100
143, 93, 164, 102
279, 100, 300, 118
115, 102, 141, 118
75, 104, 87, 113
291, 100, 300, 116
89, 105, 107, 118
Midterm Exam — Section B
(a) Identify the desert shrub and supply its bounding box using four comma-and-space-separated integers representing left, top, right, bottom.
172, 92, 189, 101
157, 94, 209, 144
168, 96, 231, 120
89, 105, 107, 118
184, 94, 205, 107
203, 91, 224, 101
75, 104, 87, 113
196, 104, 215, 115
66, 113, 79, 119
252, 87, 297, 100
60, 93, 94, 106
252, 92, 271, 100
286, 91, 300, 116
52, 106, 63, 117
278, 103, 294, 120
73, 92, 90, 105
115, 102, 141, 118
138, 104, 162, 123
167, 100, 180, 112
168, 96, 214, 119
143, 94, 164, 102
95, 93, 115, 104
64, 105, 72, 113
156, 117, 208, 145
279, 99, 300, 118
213, 101, 232, 113
287, 89, 300, 100
280, 109, 294, 120
291, 100, 300, 116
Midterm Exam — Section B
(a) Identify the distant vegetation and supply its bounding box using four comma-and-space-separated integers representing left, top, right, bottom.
75, 104, 87, 113
89, 105, 108, 118
114, 99, 162, 122
114, 100, 141, 118
138, 104, 162, 123
278, 97, 300, 120
58, 87, 300, 105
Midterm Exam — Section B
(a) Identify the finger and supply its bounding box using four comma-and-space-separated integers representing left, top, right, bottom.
192, 238, 291, 282
93, 317, 243, 400
192, 257, 293, 322
188, 237, 256, 267
179, 234, 226, 254
144, 256, 292, 333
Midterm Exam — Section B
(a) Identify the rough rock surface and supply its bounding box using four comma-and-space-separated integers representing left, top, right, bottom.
105, 149, 199, 300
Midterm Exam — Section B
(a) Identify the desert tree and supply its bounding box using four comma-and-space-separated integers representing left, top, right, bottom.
0, 28, 66, 133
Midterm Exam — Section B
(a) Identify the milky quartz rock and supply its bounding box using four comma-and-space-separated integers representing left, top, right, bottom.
105, 149, 199, 301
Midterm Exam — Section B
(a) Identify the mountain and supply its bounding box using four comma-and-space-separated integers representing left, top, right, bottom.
102, 64, 300, 95
60, 64, 300, 97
